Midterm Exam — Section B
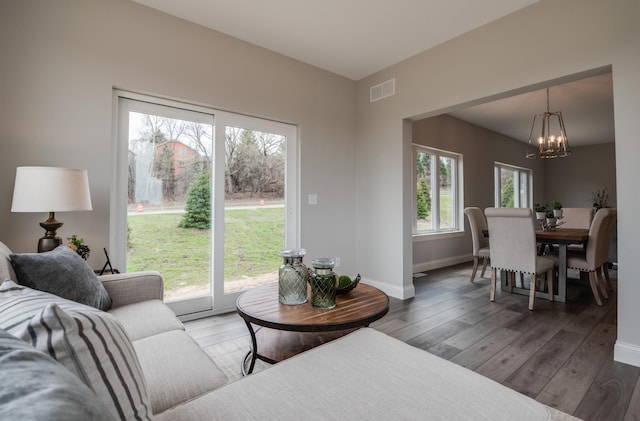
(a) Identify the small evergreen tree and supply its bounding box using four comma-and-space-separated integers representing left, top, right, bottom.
417, 178, 431, 219
501, 178, 515, 208
179, 172, 211, 229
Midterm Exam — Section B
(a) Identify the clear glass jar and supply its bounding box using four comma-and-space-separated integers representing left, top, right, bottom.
309, 258, 338, 309
278, 249, 308, 305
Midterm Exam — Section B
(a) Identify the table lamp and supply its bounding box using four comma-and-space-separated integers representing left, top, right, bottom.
11, 167, 93, 252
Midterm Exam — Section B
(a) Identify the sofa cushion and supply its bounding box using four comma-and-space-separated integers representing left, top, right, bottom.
9, 245, 111, 310
109, 299, 184, 341
133, 330, 228, 415
0, 328, 117, 421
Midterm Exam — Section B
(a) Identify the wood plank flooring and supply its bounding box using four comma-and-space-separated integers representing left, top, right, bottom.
185, 263, 639, 420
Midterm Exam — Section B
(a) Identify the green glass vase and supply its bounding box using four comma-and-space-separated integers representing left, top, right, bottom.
309, 258, 338, 309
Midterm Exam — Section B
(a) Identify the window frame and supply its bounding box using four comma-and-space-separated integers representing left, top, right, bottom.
413, 144, 464, 236
112, 90, 300, 317
494, 162, 532, 209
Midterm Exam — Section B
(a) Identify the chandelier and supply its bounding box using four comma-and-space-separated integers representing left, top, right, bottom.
525, 88, 572, 159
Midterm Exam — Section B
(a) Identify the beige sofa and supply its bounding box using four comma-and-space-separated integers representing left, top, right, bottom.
0, 241, 227, 419
0, 241, 579, 420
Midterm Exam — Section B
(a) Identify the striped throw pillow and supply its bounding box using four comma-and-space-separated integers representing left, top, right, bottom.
0, 281, 152, 420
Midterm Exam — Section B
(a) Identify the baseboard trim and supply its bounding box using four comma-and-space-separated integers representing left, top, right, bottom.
363, 278, 415, 300
413, 254, 472, 274
614, 341, 640, 368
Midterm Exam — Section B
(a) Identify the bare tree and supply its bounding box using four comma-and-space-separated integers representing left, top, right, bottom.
183, 122, 212, 163
225, 126, 243, 194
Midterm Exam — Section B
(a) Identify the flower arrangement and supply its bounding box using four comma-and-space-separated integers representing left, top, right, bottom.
67, 235, 90, 260
592, 188, 609, 210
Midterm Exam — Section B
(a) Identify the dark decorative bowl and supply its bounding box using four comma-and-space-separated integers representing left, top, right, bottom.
336, 274, 361, 295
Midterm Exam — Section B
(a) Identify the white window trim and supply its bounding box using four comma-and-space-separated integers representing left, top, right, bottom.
494, 161, 532, 209
412, 144, 464, 237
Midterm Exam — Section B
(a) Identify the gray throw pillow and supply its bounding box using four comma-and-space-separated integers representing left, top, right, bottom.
9, 245, 111, 310
0, 328, 117, 421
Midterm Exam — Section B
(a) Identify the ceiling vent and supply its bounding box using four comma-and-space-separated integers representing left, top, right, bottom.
370, 79, 395, 103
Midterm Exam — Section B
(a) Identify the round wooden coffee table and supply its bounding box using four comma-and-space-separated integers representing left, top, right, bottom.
236, 282, 389, 375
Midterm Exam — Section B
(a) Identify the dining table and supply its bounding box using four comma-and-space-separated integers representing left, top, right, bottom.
484, 228, 589, 303
533, 228, 589, 302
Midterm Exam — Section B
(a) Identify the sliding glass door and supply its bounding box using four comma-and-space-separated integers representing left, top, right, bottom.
114, 93, 298, 316
213, 112, 298, 310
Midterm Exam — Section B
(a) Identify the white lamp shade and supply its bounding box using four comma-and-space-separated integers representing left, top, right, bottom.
11, 167, 93, 213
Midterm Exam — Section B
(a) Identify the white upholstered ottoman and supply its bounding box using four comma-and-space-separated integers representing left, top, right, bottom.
157, 328, 579, 420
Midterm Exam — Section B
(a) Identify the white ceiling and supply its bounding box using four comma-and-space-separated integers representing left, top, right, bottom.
450, 72, 615, 146
131, 0, 615, 146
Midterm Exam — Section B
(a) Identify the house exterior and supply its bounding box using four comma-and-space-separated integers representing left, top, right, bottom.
1, 0, 638, 367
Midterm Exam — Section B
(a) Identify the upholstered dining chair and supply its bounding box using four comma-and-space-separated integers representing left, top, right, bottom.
485, 207, 555, 311
464, 207, 490, 282
560, 207, 595, 252
551, 208, 617, 306
560, 207, 594, 229
601, 210, 617, 291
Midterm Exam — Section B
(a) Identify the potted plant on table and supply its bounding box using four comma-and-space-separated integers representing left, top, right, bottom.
545, 209, 557, 229
534, 203, 547, 220
592, 188, 609, 211
552, 201, 563, 218
66, 235, 90, 260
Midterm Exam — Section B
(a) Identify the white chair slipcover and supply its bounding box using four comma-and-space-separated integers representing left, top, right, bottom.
485, 207, 555, 311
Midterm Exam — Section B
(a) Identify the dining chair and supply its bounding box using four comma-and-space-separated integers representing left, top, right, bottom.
485, 207, 555, 311
464, 207, 490, 282
560, 207, 595, 253
560, 207, 594, 229
601, 210, 617, 291
550, 208, 616, 306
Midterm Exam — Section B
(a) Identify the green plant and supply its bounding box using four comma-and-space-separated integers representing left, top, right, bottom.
66, 235, 90, 260
546, 210, 555, 219
552, 200, 562, 210
500, 178, 515, 208
179, 172, 211, 229
534, 203, 547, 213
592, 188, 609, 210
416, 177, 430, 219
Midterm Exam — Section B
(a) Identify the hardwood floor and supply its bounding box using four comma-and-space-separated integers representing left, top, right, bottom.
185, 263, 639, 420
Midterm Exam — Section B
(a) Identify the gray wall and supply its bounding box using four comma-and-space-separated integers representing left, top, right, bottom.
0, 0, 357, 275
544, 143, 616, 208
354, 0, 640, 366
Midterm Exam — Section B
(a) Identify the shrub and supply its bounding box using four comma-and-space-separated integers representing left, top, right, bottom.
179, 172, 211, 229
417, 177, 430, 219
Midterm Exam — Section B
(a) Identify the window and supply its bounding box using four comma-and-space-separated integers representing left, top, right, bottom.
414, 145, 461, 234
494, 162, 531, 208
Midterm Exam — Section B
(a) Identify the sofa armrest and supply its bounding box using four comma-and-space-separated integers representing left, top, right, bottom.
100, 271, 164, 308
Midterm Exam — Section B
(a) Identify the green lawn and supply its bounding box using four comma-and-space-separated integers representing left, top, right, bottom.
417, 192, 453, 230
127, 207, 284, 292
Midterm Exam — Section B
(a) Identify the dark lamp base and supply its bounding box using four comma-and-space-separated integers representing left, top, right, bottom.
38, 214, 64, 253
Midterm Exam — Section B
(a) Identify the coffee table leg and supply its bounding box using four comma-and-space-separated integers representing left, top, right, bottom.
241, 320, 258, 376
